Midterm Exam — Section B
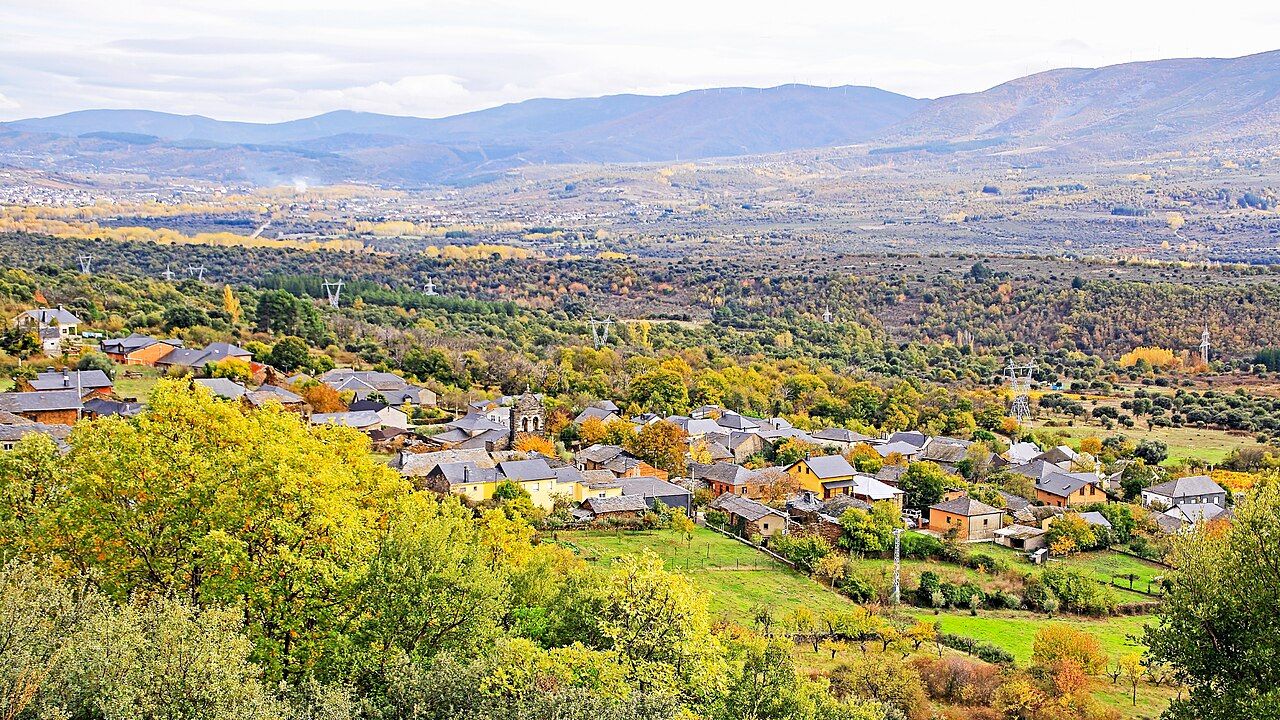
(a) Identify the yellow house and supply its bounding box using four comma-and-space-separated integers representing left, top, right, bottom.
786, 455, 905, 507
421, 456, 624, 511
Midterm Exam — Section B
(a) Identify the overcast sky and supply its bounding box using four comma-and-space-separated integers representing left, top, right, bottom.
2, 0, 1278, 123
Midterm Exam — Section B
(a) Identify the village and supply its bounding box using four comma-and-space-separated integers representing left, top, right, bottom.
3, 303, 1228, 572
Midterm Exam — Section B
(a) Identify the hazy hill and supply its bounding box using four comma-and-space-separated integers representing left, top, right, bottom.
3, 50, 1279, 184
877, 50, 1280, 155
1, 85, 922, 183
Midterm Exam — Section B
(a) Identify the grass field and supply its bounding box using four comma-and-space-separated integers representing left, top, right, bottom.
558, 527, 857, 621
112, 365, 166, 401
915, 610, 1151, 664
1050, 551, 1168, 594
1029, 421, 1252, 466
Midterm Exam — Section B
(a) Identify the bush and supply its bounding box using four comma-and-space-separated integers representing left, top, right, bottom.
1040, 567, 1118, 615
937, 633, 1013, 664
900, 532, 943, 559
837, 574, 875, 603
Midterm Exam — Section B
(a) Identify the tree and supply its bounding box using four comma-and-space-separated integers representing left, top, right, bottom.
223, 285, 243, 325
75, 351, 117, 380
839, 501, 903, 553
626, 420, 688, 476
1134, 439, 1168, 465
1145, 481, 1280, 719
1120, 459, 1162, 500
898, 462, 948, 510
267, 336, 311, 373
773, 437, 818, 466
0, 380, 408, 679
1045, 514, 1098, 554
293, 380, 346, 413
1031, 624, 1107, 675
207, 356, 253, 384
514, 435, 555, 455
579, 416, 607, 445
0, 327, 39, 361
1119, 652, 1144, 706
627, 369, 688, 415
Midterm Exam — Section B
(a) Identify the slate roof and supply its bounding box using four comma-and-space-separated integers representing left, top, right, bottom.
1008, 459, 1068, 480
709, 493, 787, 522
100, 333, 172, 354
798, 454, 856, 479
820, 494, 873, 516
158, 342, 252, 369
194, 378, 248, 399
498, 458, 557, 482
919, 441, 970, 464
618, 476, 691, 500
1165, 503, 1230, 524
580, 469, 623, 488
995, 523, 1046, 540
397, 448, 494, 476
573, 406, 618, 423
1145, 475, 1225, 499
690, 461, 756, 486
582, 494, 648, 515
434, 461, 499, 486
813, 428, 875, 444
0, 390, 83, 413
317, 369, 410, 391
0, 422, 71, 443
876, 440, 923, 458
82, 398, 143, 417
1079, 511, 1113, 529
28, 369, 113, 391
887, 431, 930, 448
716, 412, 760, 431
1035, 470, 1099, 498
243, 384, 305, 406
997, 490, 1032, 513
312, 410, 382, 428
16, 307, 81, 327
577, 444, 627, 464
931, 496, 1004, 516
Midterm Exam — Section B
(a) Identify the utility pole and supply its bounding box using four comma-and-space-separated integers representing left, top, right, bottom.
891, 528, 904, 604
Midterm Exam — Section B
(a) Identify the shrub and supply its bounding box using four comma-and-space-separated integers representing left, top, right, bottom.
1040, 567, 1118, 615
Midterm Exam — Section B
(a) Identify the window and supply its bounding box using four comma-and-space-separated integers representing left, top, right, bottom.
983, 518, 989, 525
598, 492, 606, 498
532, 483, 539, 492
762, 523, 769, 530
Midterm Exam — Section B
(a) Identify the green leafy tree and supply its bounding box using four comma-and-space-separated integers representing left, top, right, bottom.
898, 462, 948, 510
628, 369, 688, 415
1146, 481, 1280, 719
267, 336, 311, 373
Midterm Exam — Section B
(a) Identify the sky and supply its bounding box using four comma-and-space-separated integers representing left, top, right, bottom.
2, 0, 1279, 123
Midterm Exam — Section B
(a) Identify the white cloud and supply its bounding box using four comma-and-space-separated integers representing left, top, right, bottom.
0, 0, 1277, 122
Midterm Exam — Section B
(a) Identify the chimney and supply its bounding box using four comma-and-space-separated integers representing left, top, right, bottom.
463, 465, 471, 482
62, 368, 70, 388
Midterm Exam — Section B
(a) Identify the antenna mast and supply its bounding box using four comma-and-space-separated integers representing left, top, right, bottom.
322, 280, 344, 309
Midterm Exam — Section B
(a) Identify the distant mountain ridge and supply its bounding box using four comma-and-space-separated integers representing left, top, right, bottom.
0, 85, 922, 183
3, 49, 1280, 184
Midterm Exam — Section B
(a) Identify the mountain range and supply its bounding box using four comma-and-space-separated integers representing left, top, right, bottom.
2, 50, 1279, 185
